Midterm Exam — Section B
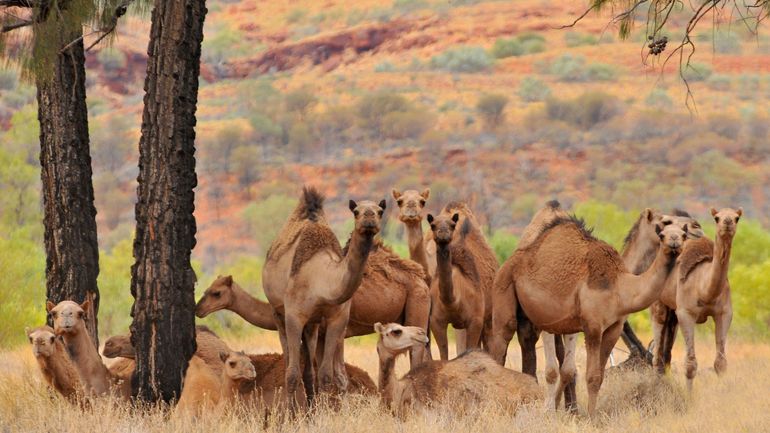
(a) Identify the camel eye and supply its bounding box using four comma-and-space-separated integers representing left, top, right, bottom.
692, 222, 700, 228
392, 329, 402, 336
212, 292, 221, 298
28, 337, 33, 344
715, 216, 720, 223
229, 361, 236, 367
735, 217, 740, 223
354, 210, 360, 217
662, 220, 672, 226
658, 233, 665, 241
378, 209, 383, 217
397, 199, 403, 206
49, 336, 55, 344
419, 200, 426, 206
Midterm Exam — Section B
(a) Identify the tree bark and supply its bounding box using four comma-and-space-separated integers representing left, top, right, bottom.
37, 22, 100, 348
129, 0, 207, 403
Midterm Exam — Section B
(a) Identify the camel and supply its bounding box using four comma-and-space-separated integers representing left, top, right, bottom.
176, 355, 223, 415
655, 208, 742, 390
426, 212, 485, 360
262, 186, 383, 405
490, 216, 688, 415
106, 357, 135, 400
26, 326, 83, 400
393, 190, 497, 357
374, 322, 541, 415
196, 276, 278, 331
46, 300, 110, 397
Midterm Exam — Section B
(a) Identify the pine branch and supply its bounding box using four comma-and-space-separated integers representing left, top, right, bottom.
58, 0, 133, 53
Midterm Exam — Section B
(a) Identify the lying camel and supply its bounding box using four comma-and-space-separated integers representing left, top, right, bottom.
26, 326, 82, 400
46, 300, 110, 397
491, 217, 687, 415
177, 355, 223, 415
374, 322, 541, 415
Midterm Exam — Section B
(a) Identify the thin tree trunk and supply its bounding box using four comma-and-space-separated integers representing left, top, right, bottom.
37, 24, 100, 348
129, 0, 207, 403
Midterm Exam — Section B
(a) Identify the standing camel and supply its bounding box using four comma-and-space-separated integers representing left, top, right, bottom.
262, 187, 383, 406
656, 208, 741, 390
491, 216, 687, 415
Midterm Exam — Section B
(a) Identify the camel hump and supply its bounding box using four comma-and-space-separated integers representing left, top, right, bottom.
195, 325, 218, 337
586, 242, 625, 290
344, 363, 377, 394
546, 199, 560, 209
679, 236, 715, 281
448, 241, 481, 286
290, 223, 342, 276
299, 186, 325, 222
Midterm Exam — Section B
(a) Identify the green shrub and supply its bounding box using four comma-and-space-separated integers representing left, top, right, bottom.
476, 93, 509, 128
356, 92, 412, 136
488, 230, 519, 264
585, 62, 618, 81
0, 68, 18, 91
707, 74, 732, 91
546, 92, 621, 129
520, 38, 546, 54
242, 195, 297, 249
548, 53, 587, 81
644, 88, 673, 109
491, 38, 524, 59
381, 108, 435, 139
737, 74, 760, 100
284, 88, 317, 118
393, 0, 428, 13
681, 62, 713, 82
97, 48, 126, 72
430, 46, 493, 73
374, 61, 396, 72
285, 9, 307, 23
564, 31, 599, 47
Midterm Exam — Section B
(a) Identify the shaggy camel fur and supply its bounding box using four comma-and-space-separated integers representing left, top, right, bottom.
375, 322, 541, 415
263, 187, 383, 405
47, 300, 110, 397
26, 326, 83, 400
102, 325, 231, 376
491, 217, 687, 415
394, 191, 497, 357
656, 208, 742, 390
426, 212, 485, 360
176, 356, 223, 415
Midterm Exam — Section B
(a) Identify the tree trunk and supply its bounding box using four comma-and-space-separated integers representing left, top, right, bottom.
129, 0, 207, 403
37, 24, 100, 348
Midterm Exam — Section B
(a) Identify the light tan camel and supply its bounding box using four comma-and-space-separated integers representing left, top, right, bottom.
374, 322, 541, 415
263, 187, 383, 404
655, 207, 742, 390
176, 356, 223, 415
196, 276, 277, 330
26, 326, 83, 400
46, 300, 110, 397
426, 212, 485, 360
490, 217, 688, 415
106, 357, 135, 400
393, 191, 498, 358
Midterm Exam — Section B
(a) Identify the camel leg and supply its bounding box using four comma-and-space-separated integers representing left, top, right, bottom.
465, 320, 484, 352
301, 323, 318, 404
272, 309, 288, 365
404, 287, 431, 368
334, 336, 348, 389
583, 329, 603, 417
490, 286, 517, 366
661, 309, 679, 369
676, 309, 698, 392
455, 328, 467, 356
713, 309, 732, 375
318, 311, 349, 393
517, 315, 539, 378
554, 334, 578, 412
651, 306, 667, 374
541, 332, 560, 410
284, 312, 306, 410
431, 319, 449, 361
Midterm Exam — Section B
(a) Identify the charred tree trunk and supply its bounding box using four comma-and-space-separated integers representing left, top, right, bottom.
37, 22, 100, 348
129, 0, 207, 403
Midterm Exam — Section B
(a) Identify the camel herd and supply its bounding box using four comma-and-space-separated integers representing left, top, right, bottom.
27, 186, 742, 418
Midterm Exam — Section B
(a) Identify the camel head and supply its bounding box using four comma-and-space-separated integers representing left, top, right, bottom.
427, 212, 459, 245
349, 199, 386, 236
655, 223, 688, 256
711, 207, 742, 238
392, 188, 430, 223
196, 275, 235, 318
102, 334, 133, 359
220, 351, 256, 382
662, 209, 704, 239
46, 300, 89, 336
26, 326, 57, 358
374, 322, 429, 356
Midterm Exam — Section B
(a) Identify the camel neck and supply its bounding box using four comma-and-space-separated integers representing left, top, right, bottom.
405, 221, 430, 279
230, 283, 277, 330
61, 326, 108, 390
435, 242, 455, 305
220, 375, 240, 402
701, 233, 734, 303
48, 342, 79, 395
330, 230, 374, 304
621, 236, 658, 275
377, 344, 399, 407
619, 246, 677, 315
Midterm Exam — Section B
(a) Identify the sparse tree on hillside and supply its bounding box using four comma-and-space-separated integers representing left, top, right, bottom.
476, 93, 509, 130
129, 0, 207, 403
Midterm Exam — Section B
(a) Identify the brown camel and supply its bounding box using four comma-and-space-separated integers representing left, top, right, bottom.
374, 322, 541, 415
656, 208, 742, 390
394, 191, 497, 357
263, 187, 383, 404
176, 355, 223, 415
106, 357, 135, 400
426, 212, 485, 360
490, 217, 687, 415
26, 326, 82, 400
46, 300, 110, 397
195, 276, 277, 330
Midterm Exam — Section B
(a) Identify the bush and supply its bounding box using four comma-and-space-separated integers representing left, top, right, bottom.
707, 74, 732, 91
242, 195, 297, 250
644, 88, 673, 109
681, 62, 713, 82
585, 63, 618, 81
488, 230, 519, 264
520, 38, 546, 54
548, 53, 586, 81
476, 93, 509, 129
393, 0, 428, 13
0, 68, 17, 91
284, 88, 317, 118
564, 31, 599, 47
430, 46, 493, 73
707, 114, 741, 140
737, 74, 760, 100
517, 76, 551, 102
381, 108, 435, 139
285, 9, 306, 23
546, 92, 621, 129
356, 92, 412, 136
374, 61, 396, 72
491, 38, 524, 59
97, 48, 126, 72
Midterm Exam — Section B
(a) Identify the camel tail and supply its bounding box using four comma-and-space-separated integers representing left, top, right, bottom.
299, 186, 325, 222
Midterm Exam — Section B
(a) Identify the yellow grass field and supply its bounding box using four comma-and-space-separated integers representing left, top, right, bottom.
1, 331, 769, 433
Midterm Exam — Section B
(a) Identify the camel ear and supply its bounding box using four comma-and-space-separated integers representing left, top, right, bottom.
426, 214, 434, 224
379, 199, 387, 211
25, 327, 31, 337
451, 213, 459, 223
223, 275, 233, 286
349, 200, 357, 213
46, 301, 55, 313
220, 351, 230, 363
80, 298, 91, 314
391, 189, 401, 200
710, 208, 718, 217
737, 207, 743, 218
373, 322, 384, 335
421, 188, 430, 200
644, 208, 654, 222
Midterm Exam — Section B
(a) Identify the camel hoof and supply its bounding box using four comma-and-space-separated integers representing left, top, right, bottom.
714, 357, 727, 375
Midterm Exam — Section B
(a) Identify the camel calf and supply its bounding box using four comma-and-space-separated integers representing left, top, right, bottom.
26, 326, 83, 401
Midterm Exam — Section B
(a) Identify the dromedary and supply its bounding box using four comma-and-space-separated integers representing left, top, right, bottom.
491, 216, 688, 415
656, 207, 742, 390
393, 190, 497, 358
46, 300, 110, 396
26, 326, 82, 400
262, 187, 383, 405
374, 322, 541, 415
176, 356, 223, 415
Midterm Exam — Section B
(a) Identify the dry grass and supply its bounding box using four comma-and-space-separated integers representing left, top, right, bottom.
2, 333, 769, 433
